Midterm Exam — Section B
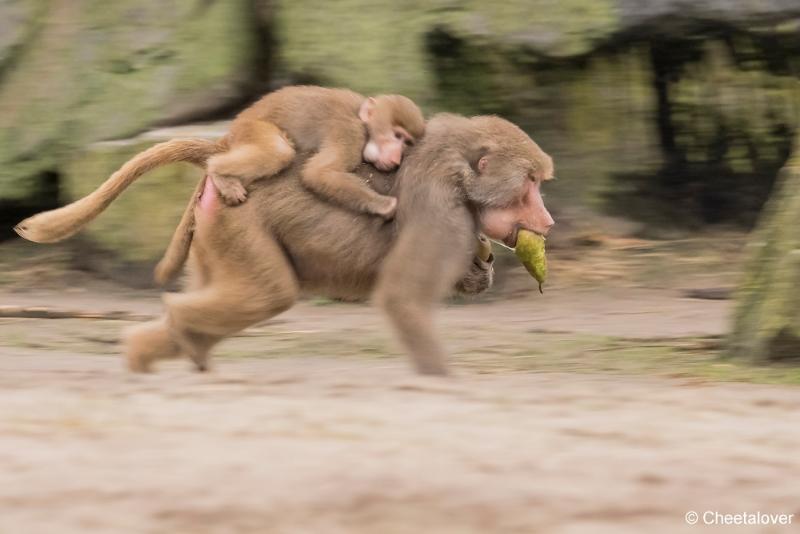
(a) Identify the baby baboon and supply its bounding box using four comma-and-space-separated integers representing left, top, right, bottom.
209, 85, 425, 219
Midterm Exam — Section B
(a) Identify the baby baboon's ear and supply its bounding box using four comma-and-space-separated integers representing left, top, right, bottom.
358, 97, 376, 123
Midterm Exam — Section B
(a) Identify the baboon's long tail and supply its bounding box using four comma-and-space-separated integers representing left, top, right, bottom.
14, 138, 220, 243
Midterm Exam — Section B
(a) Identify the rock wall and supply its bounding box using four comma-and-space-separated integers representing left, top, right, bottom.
2, 0, 798, 273
279, 0, 799, 225
0, 0, 262, 200
728, 135, 800, 361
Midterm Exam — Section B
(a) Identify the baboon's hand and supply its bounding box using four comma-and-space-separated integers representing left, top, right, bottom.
476, 233, 493, 262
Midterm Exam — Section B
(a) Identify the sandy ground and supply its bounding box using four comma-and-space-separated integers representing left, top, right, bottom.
1, 284, 799, 534
1, 234, 798, 533
1, 352, 799, 534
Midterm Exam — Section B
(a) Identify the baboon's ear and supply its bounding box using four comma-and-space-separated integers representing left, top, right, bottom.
468, 141, 497, 174
359, 97, 376, 122
477, 154, 490, 173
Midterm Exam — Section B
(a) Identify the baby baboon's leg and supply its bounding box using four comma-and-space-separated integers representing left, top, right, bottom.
302, 142, 397, 219
207, 120, 295, 205
126, 219, 299, 372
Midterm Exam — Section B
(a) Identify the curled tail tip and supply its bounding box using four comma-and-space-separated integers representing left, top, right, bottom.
13, 218, 56, 243
13, 215, 75, 243
13, 223, 28, 240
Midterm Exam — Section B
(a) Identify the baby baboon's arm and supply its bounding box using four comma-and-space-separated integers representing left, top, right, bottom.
301, 138, 397, 219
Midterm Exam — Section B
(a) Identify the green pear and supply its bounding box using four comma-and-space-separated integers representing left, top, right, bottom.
514, 229, 547, 293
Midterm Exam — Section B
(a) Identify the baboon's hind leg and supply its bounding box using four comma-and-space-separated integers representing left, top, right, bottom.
123, 318, 181, 373
126, 220, 299, 372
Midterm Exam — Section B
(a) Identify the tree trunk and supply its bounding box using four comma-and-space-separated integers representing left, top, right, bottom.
728, 134, 800, 361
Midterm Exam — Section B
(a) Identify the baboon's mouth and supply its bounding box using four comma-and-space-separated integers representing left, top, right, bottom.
504, 226, 523, 248
503, 230, 518, 249
504, 227, 544, 249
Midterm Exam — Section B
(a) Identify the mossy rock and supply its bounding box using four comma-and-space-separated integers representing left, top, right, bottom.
276, 0, 618, 107
0, 0, 258, 201
728, 139, 800, 362
0, 0, 45, 70
276, 0, 797, 107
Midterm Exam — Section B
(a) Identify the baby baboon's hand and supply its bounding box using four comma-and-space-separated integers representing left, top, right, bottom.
213, 176, 248, 206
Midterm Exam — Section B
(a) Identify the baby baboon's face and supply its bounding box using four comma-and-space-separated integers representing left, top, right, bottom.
360, 95, 425, 172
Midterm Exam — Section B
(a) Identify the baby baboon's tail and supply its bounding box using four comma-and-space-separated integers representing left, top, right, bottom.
14, 138, 220, 243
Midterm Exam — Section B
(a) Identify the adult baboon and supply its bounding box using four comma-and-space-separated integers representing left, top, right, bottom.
132, 113, 553, 374
19, 113, 554, 375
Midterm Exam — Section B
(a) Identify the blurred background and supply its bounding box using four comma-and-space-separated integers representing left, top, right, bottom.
2, 0, 799, 356
1, 2, 800, 531
2, 0, 797, 232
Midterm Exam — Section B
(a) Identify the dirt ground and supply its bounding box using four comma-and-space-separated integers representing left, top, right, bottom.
1, 234, 799, 533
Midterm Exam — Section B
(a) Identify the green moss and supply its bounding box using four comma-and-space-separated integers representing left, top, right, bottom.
669, 40, 798, 172
728, 148, 800, 362
449, 333, 800, 384
0, 0, 255, 201
159, 322, 800, 384
172, 0, 256, 97
450, 0, 618, 57
424, 29, 526, 115
0, 0, 48, 72
275, 0, 435, 103
276, 0, 618, 108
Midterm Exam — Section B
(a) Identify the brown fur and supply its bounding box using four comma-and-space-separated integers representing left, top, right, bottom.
208, 86, 425, 218
132, 113, 553, 375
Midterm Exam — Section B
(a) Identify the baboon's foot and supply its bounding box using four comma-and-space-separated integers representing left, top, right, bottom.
122, 319, 181, 373
212, 175, 248, 206
169, 324, 218, 373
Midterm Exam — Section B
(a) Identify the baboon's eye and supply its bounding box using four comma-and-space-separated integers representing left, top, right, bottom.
394, 128, 411, 145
